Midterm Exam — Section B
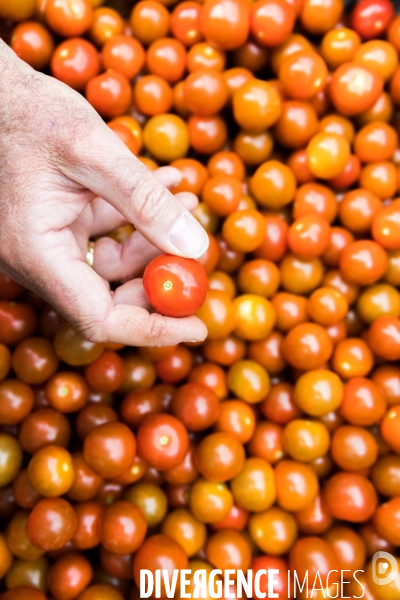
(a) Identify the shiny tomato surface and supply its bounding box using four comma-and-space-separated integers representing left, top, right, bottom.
143, 254, 208, 317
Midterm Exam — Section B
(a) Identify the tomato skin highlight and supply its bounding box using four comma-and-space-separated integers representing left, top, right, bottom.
143, 254, 208, 317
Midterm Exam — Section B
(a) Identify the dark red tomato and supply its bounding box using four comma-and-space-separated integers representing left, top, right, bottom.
12, 469, 42, 510
84, 350, 125, 393
156, 346, 193, 383
38, 305, 64, 339
72, 501, 104, 549
26, 498, 77, 551
0, 273, 24, 301
351, 0, 395, 40
12, 338, 59, 385
171, 382, 221, 430
137, 414, 189, 470
100, 500, 147, 554
83, 422, 136, 479
0, 302, 37, 346
120, 389, 163, 429
0, 380, 34, 426
47, 553, 93, 600
99, 546, 133, 580
143, 254, 208, 317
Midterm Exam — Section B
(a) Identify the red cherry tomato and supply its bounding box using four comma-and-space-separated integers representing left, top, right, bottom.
143, 254, 208, 317
351, 0, 395, 40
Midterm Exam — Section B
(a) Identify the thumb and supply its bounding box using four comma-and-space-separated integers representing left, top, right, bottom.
65, 121, 209, 259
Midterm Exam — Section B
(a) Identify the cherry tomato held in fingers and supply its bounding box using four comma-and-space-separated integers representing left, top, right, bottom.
143, 254, 208, 317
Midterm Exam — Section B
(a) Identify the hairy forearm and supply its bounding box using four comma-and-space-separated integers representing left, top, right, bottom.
0, 40, 34, 105
0, 37, 13, 65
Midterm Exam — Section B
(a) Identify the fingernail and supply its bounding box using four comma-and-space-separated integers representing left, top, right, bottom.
168, 213, 209, 258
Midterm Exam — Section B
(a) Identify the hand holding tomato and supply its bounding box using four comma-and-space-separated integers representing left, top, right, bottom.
0, 41, 209, 347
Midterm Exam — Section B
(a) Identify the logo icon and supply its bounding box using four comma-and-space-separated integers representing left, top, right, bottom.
372, 551, 398, 586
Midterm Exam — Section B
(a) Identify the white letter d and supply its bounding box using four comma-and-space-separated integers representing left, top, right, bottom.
140, 570, 154, 598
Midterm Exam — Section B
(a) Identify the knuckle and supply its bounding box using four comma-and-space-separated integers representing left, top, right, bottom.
132, 182, 171, 226
77, 309, 112, 345
79, 322, 109, 344
84, 328, 108, 344
142, 313, 170, 346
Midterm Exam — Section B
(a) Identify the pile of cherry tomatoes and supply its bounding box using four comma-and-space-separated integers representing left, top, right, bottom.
2, 0, 400, 598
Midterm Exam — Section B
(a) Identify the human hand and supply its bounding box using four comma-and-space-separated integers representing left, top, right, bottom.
0, 41, 209, 346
